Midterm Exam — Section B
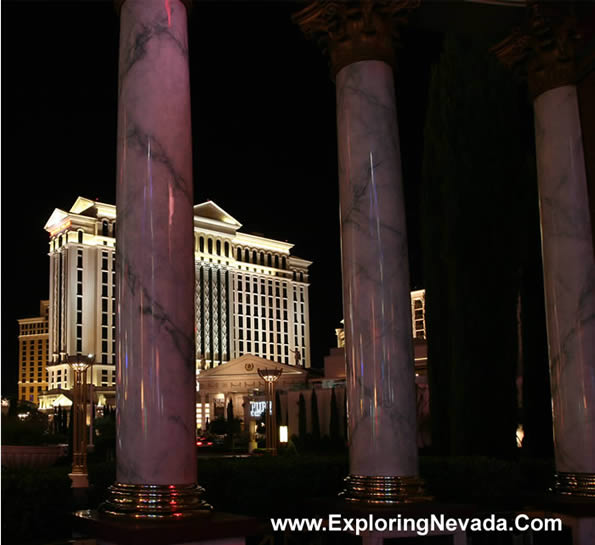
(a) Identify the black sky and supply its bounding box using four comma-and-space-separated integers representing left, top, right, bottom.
1, 1, 442, 396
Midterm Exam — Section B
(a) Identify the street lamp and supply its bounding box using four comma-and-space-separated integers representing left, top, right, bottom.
66, 353, 95, 488
257, 368, 283, 455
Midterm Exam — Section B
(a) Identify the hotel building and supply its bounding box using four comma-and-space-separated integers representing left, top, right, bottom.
39, 197, 311, 411
17, 300, 50, 404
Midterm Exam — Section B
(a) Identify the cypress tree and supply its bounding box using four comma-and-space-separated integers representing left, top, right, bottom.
298, 393, 307, 442
329, 387, 339, 443
275, 390, 282, 428
311, 388, 321, 444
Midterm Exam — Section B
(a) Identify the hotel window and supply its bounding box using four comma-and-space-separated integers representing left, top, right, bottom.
216, 240, 221, 256
77, 251, 83, 268
236, 247, 241, 261
224, 241, 229, 257
78, 230, 84, 244
208, 238, 213, 254
102, 220, 109, 237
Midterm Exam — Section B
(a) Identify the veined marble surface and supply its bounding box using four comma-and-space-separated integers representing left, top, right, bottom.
534, 85, 595, 474
336, 60, 418, 477
115, 0, 196, 485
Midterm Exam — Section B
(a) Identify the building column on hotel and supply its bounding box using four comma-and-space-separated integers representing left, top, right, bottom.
101, 0, 210, 518
294, 0, 428, 503
494, 2, 595, 499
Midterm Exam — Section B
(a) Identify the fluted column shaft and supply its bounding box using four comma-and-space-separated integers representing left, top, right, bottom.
115, 0, 195, 486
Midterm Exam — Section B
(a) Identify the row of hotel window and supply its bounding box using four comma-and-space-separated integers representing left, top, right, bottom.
75, 249, 116, 361
49, 368, 116, 388
53, 221, 115, 249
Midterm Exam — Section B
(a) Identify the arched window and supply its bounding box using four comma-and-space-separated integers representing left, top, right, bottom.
292, 271, 296, 281
207, 238, 213, 254
199, 237, 204, 252
282, 257, 287, 270
224, 242, 229, 257
216, 240, 221, 256
102, 220, 109, 237
267, 254, 272, 267
259, 252, 264, 265
58, 235, 63, 247
78, 230, 84, 244
236, 247, 242, 261
274, 255, 279, 269
244, 248, 250, 263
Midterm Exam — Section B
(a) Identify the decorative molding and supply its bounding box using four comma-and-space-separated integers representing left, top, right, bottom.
293, 0, 419, 77
491, 1, 581, 98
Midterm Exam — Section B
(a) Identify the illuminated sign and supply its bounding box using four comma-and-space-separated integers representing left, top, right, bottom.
49, 219, 72, 237
250, 400, 271, 418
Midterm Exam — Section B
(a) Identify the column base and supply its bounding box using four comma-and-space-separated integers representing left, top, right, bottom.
69, 472, 89, 488
552, 472, 595, 498
339, 474, 432, 505
99, 483, 212, 519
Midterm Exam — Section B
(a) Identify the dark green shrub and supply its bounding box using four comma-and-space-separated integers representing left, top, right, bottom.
1, 465, 72, 544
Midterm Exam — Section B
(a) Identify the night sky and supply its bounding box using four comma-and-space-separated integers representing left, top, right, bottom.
1, 1, 443, 396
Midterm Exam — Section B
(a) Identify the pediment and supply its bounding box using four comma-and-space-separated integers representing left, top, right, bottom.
44, 208, 69, 232
193, 201, 242, 229
198, 354, 307, 380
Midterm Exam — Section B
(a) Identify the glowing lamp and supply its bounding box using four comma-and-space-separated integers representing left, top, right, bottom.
279, 425, 288, 443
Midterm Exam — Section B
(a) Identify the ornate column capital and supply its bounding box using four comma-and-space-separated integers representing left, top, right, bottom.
293, 0, 419, 77
491, 1, 581, 99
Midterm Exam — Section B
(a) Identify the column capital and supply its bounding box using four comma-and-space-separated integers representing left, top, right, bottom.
491, 1, 581, 99
293, 0, 419, 78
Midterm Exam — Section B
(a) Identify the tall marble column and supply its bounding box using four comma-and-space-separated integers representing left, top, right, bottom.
101, 0, 210, 518
494, 2, 595, 498
295, 0, 428, 503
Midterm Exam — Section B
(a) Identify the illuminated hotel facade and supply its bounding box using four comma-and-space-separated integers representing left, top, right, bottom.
17, 300, 50, 404
39, 197, 311, 410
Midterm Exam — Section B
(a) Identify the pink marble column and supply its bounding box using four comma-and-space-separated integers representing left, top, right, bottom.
533, 85, 595, 492
294, 1, 426, 504
336, 60, 425, 502
102, 0, 209, 517
492, 5, 595, 501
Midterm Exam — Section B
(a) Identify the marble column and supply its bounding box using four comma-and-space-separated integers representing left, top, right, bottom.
101, 0, 209, 518
294, 1, 427, 503
534, 86, 595, 487
493, 3, 595, 498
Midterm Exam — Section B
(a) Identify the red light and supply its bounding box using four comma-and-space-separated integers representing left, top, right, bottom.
207, 442, 213, 446
196, 441, 203, 446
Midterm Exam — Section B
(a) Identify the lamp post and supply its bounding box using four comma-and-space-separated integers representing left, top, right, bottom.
67, 353, 95, 488
257, 368, 283, 455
